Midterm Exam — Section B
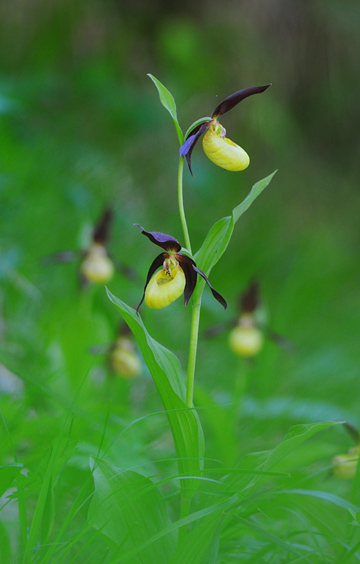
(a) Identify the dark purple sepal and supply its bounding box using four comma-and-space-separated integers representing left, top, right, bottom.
177, 255, 198, 306
212, 84, 271, 118
192, 266, 227, 309
240, 281, 260, 313
93, 208, 113, 244
179, 122, 210, 176
136, 252, 166, 311
135, 224, 182, 252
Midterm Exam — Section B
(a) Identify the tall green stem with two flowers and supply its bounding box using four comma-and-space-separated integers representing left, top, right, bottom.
108, 74, 276, 533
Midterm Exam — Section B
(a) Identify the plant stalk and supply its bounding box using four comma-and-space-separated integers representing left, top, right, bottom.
186, 298, 201, 407
178, 156, 192, 254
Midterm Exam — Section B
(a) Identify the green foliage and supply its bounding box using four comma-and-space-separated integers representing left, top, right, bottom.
89, 458, 176, 563
0, 3, 359, 562
147, 74, 184, 145
106, 290, 204, 493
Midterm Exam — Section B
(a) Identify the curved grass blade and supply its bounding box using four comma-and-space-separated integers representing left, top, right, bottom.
88, 458, 176, 564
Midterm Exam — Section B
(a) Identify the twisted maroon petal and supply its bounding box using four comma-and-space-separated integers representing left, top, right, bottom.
137, 252, 167, 311
177, 255, 198, 306
192, 266, 227, 309
212, 85, 271, 118
135, 224, 182, 252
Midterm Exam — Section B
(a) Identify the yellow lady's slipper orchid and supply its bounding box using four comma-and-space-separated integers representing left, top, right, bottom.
81, 242, 115, 284
204, 281, 292, 358
202, 121, 250, 171
135, 225, 227, 311
110, 337, 142, 378
180, 84, 271, 175
44, 208, 127, 287
229, 315, 264, 357
332, 445, 360, 479
145, 260, 186, 309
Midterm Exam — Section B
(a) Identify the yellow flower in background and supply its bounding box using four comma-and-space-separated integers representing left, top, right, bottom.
180, 84, 271, 175
110, 337, 142, 379
80, 242, 114, 284
135, 225, 227, 311
80, 208, 115, 285
332, 445, 360, 479
229, 314, 264, 358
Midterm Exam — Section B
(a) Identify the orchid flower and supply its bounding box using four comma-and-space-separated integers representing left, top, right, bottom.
180, 84, 271, 175
135, 224, 227, 310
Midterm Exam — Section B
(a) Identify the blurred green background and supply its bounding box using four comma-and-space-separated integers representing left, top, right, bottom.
1, 0, 360, 509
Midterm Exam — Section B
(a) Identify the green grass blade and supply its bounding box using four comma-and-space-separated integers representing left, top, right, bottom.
22, 437, 63, 563
88, 458, 176, 564
283, 489, 360, 517
0, 521, 12, 564
0, 464, 23, 498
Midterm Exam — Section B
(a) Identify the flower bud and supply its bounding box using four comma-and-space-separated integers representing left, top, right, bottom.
110, 338, 142, 378
81, 243, 115, 284
332, 445, 360, 479
229, 315, 263, 357
202, 121, 250, 171
145, 263, 186, 309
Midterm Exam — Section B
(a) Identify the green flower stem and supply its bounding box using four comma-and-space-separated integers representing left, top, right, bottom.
186, 297, 202, 407
178, 156, 192, 254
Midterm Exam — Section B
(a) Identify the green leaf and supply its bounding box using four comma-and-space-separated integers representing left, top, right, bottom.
223, 421, 343, 496
283, 489, 360, 516
89, 458, 176, 564
0, 521, 12, 564
193, 171, 277, 303
262, 421, 343, 473
106, 290, 204, 490
108, 493, 239, 563
0, 464, 23, 498
148, 74, 184, 145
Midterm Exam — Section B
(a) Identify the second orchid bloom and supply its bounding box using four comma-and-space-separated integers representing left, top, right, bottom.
180, 85, 271, 175
135, 225, 227, 311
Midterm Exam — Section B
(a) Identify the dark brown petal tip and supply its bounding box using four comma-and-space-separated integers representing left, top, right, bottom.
240, 281, 260, 313
212, 84, 271, 118
192, 265, 227, 309
93, 208, 113, 244
137, 252, 166, 311
135, 224, 182, 252
179, 122, 210, 176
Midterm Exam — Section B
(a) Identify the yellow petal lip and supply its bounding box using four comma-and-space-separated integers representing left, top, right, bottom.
228, 325, 263, 357
202, 122, 250, 171
145, 266, 186, 309
110, 338, 142, 378
81, 243, 115, 284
